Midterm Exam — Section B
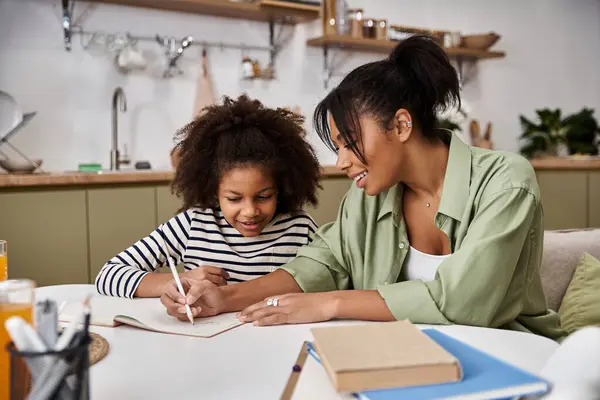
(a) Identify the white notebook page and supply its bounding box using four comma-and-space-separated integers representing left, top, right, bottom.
59, 295, 243, 337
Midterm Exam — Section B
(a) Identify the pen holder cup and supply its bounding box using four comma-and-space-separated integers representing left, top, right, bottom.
6, 334, 91, 400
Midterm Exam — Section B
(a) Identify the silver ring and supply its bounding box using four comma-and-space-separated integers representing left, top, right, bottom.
267, 298, 279, 307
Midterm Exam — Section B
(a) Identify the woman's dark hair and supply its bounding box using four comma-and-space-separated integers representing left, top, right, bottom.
172, 94, 321, 213
314, 35, 461, 163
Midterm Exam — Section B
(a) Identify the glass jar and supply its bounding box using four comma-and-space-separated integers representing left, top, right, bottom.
322, 0, 337, 36
347, 8, 364, 39
375, 19, 388, 40
1, 279, 36, 400
363, 18, 375, 39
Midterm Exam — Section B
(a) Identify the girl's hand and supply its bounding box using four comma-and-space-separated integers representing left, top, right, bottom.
160, 278, 224, 320
183, 266, 229, 286
238, 292, 339, 326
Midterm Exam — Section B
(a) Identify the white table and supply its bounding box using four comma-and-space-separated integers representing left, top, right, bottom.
36, 285, 559, 400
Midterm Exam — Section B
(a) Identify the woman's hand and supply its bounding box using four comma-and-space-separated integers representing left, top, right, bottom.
183, 266, 229, 286
160, 278, 225, 320
238, 292, 339, 326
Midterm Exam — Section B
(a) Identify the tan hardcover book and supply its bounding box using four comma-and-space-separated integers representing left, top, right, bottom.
310, 320, 463, 392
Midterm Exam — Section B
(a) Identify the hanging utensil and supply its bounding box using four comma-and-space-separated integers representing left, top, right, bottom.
156, 35, 194, 78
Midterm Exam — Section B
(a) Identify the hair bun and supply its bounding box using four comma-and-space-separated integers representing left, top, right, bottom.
388, 34, 460, 117
389, 35, 442, 67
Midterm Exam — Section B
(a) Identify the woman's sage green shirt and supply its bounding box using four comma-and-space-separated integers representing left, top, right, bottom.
282, 134, 566, 341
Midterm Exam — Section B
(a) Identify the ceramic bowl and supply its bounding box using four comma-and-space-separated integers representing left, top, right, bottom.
0, 158, 43, 174
460, 33, 501, 51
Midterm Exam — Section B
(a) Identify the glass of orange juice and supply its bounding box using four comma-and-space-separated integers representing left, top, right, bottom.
0, 279, 35, 400
0, 240, 7, 281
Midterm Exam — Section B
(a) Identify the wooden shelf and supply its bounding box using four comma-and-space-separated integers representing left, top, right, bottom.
306, 35, 506, 59
88, 0, 320, 24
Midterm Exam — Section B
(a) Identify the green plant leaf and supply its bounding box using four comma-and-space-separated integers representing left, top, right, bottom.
563, 107, 600, 154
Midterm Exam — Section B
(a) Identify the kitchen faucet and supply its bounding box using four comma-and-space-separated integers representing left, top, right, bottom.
111, 87, 127, 171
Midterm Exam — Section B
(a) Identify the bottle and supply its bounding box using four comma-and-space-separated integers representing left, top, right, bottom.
335, 0, 349, 36
241, 57, 254, 79
0, 240, 6, 281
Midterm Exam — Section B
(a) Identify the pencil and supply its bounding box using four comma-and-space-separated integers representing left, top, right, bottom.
160, 227, 195, 326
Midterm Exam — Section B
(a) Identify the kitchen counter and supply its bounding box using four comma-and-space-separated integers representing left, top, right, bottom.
0, 166, 346, 188
528, 156, 600, 170
1, 158, 599, 188
0, 170, 174, 188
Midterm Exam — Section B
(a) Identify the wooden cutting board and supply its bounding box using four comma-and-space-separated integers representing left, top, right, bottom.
193, 48, 215, 117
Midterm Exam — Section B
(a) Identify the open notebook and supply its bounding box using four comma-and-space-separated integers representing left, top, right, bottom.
59, 295, 244, 338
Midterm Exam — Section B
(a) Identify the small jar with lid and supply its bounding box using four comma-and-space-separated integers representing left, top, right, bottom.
347, 8, 364, 38
322, 0, 337, 35
362, 18, 375, 39
375, 19, 387, 40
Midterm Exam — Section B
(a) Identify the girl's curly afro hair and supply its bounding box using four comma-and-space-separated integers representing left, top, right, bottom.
171, 94, 321, 214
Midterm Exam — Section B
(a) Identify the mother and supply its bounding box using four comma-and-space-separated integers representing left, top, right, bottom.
161, 35, 565, 341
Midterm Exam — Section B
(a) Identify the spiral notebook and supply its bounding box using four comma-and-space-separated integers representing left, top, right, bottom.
59, 295, 243, 338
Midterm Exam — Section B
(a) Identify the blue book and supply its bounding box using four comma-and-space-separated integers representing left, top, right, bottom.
307, 329, 550, 400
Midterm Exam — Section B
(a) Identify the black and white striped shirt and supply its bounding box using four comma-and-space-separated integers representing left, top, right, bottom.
95, 208, 318, 298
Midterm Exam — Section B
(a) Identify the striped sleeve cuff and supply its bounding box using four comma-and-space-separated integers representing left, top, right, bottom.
95, 264, 150, 299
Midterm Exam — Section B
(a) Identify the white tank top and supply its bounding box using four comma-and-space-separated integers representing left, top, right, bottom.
402, 246, 451, 282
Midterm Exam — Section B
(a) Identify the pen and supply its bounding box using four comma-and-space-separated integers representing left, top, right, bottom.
159, 227, 195, 325
55, 295, 91, 351
80, 296, 91, 343
36, 299, 58, 348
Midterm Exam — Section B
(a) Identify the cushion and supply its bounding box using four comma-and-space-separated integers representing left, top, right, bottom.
540, 229, 600, 311
558, 253, 600, 334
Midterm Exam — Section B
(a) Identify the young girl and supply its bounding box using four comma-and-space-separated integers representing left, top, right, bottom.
95, 95, 321, 298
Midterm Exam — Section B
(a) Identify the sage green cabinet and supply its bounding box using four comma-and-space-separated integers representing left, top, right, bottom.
536, 170, 600, 230
589, 172, 600, 228
87, 187, 157, 280
156, 185, 182, 223
0, 189, 88, 286
305, 177, 352, 226
536, 171, 588, 230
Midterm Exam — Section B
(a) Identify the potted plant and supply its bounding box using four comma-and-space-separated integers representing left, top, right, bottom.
519, 108, 568, 158
519, 107, 600, 158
